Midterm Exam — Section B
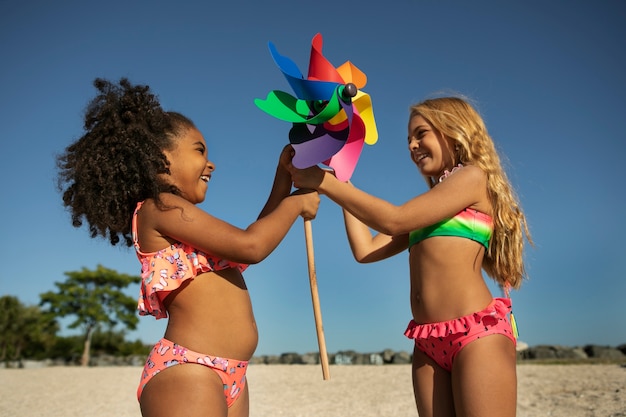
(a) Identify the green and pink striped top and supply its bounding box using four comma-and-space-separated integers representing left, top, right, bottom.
409, 208, 493, 249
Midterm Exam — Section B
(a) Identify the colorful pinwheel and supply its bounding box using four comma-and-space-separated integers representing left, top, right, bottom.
254, 34, 377, 381
254, 33, 377, 182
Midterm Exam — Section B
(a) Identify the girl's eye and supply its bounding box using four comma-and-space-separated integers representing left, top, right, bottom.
409, 130, 426, 142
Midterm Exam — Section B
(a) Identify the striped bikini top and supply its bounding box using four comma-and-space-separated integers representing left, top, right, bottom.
409, 208, 493, 249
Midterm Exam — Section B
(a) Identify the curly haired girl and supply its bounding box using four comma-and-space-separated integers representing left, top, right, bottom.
289, 96, 531, 417
58, 78, 319, 417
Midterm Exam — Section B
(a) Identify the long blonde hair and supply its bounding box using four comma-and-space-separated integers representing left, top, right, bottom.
410, 96, 532, 289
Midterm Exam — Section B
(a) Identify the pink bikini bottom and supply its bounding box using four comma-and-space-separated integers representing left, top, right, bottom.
137, 338, 248, 407
404, 298, 516, 371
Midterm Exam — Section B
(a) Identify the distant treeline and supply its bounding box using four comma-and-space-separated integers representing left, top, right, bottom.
0, 290, 151, 363
1, 265, 144, 367
4, 281, 624, 368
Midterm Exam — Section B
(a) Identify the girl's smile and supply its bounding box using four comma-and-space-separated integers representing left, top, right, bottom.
163, 128, 215, 204
407, 115, 456, 180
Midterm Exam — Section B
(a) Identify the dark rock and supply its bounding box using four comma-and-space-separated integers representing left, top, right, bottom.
248, 356, 265, 365
280, 352, 304, 364
382, 349, 396, 363
525, 345, 585, 360
300, 352, 320, 365
391, 351, 412, 364
584, 345, 626, 360
257, 355, 281, 364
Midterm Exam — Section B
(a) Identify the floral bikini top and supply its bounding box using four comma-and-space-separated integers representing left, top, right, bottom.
132, 201, 248, 319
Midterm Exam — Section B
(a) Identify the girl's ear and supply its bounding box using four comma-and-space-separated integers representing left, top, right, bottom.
161, 147, 175, 170
157, 149, 174, 180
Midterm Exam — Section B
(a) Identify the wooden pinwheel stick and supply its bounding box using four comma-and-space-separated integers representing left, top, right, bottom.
303, 218, 331, 380
300, 82, 357, 380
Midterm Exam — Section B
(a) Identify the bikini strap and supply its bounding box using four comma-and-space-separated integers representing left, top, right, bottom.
503, 282, 519, 339
131, 201, 144, 250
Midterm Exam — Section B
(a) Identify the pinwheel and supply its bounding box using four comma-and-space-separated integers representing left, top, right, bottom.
255, 33, 377, 380
255, 33, 377, 182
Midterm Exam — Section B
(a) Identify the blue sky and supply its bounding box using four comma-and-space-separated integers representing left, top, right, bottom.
1, 0, 624, 356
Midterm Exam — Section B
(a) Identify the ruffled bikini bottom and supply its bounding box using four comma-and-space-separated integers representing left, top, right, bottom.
404, 297, 516, 371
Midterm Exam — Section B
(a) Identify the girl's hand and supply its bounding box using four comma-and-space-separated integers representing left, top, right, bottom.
278, 145, 295, 172
271, 145, 296, 188
291, 188, 320, 220
288, 164, 327, 191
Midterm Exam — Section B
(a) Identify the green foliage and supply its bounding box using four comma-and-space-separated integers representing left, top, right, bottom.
44, 331, 151, 362
45, 335, 84, 362
90, 329, 151, 356
2, 266, 149, 365
119, 339, 152, 356
0, 296, 58, 362
39, 265, 142, 365
1, 279, 152, 365
39, 264, 141, 333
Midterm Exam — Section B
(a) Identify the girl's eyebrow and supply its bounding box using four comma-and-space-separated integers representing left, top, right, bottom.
409, 125, 427, 135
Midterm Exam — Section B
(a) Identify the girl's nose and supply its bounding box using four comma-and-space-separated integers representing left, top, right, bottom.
207, 160, 215, 171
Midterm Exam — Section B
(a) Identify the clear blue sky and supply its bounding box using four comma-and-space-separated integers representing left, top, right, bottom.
1, 0, 624, 356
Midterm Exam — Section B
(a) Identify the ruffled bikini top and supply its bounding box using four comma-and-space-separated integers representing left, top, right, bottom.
132, 201, 248, 319
409, 207, 493, 249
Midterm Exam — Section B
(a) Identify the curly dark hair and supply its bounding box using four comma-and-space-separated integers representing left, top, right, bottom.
57, 78, 196, 247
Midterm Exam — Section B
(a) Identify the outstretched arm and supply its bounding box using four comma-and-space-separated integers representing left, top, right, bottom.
143, 188, 320, 265
258, 145, 294, 219
290, 164, 488, 236
343, 206, 408, 263
290, 165, 408, 235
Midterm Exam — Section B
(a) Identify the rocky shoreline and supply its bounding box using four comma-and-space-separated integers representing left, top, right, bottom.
7, 343, 626, 368
251, 343, 626, 366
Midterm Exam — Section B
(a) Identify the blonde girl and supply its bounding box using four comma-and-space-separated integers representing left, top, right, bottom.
289, 96, 531, 417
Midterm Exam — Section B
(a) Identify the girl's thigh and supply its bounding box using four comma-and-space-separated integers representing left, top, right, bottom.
412, 345, 455, 417
227, 383, 249, 417
452, 334, 517, 417
139, 364, 229, 417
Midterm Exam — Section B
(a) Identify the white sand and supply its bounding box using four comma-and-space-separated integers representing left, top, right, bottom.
0, 363, 624, 416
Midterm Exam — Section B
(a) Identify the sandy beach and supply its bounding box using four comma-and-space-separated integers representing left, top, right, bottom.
1, 363, 624, 416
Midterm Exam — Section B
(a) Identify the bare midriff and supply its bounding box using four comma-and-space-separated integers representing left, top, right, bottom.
162, 267, 258, 361
408, 235, 494, 324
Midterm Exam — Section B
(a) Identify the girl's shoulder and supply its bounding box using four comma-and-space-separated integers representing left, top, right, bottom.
430, 164, 490, 215
139, 193, 192, 215
135, 195, 189, 253
439, 164, 486, 186
456, 163, 484, 175
135, 197, 161, 222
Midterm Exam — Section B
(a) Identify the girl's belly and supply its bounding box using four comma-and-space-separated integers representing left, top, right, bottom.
162, 268, 259, 360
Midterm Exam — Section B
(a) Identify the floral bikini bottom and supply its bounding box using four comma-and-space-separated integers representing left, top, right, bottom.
137, 338, 248, 407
